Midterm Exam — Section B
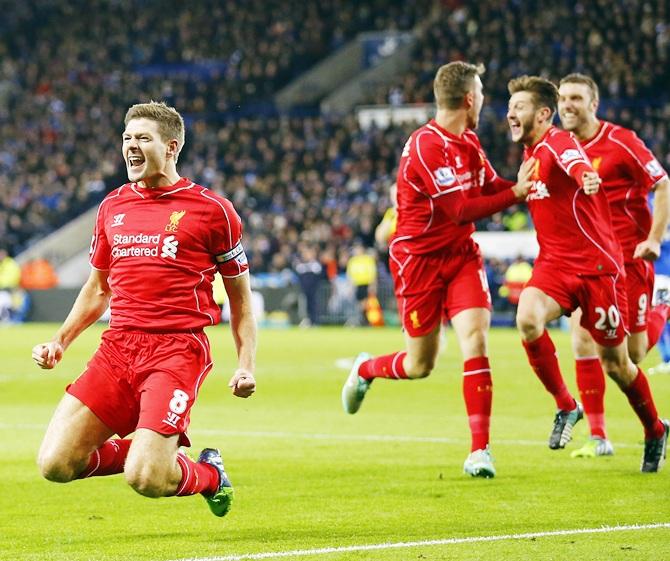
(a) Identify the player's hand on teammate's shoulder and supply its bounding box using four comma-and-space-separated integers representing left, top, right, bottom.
31, 341, 64, 370
581, 171, 601, 195
633, 238, 661, 261
228, 368, 256, 398
512, 157, 535, 200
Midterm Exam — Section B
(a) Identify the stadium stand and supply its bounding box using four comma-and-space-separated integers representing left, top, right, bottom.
2, 0, 669, 321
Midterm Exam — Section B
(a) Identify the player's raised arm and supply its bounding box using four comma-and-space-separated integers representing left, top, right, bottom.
223, 272, 257, 398
32, 268, 111, 369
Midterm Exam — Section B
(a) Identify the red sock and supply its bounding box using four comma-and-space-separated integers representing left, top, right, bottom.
575, 357, 607, 439
622, 368, 665, 439
522, 330, 575, 411
463, 357, 492, 452
359, 352, 408, 380
174, 451, 220, 496
647, 304, 669, 351
78, 439, 131, 479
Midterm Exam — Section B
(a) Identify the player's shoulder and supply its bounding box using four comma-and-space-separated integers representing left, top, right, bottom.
462, 128, 482, 146
195, 185, 239, 217
546, 127, 573, 142
97, 183, 133, 211
605, 121, 641, 143
415, 121, 449, 147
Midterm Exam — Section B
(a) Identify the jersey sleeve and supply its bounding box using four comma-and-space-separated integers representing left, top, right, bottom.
547, 131, 594, 185
410, 130, 464, 197
209, 197, 249, 278
89, 203, 111, 270
611, 128, 668, 191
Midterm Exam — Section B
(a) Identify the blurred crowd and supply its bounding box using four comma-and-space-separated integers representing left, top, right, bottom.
2, 0, 669, 317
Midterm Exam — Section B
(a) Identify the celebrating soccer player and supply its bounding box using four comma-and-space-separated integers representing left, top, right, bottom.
32, 101, 257, 515
556, 73, 670, 458
507, 76, 669, 472
341, 61, 535, 478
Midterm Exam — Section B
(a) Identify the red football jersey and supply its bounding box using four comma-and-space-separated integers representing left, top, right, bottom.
90, 177, 248, 330
392, 120, 515, 255
524, 126, 623, 275
581, 121, 668, 260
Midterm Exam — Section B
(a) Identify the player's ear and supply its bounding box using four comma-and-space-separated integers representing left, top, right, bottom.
166, 139, 179, 160
464, 90, 474, 110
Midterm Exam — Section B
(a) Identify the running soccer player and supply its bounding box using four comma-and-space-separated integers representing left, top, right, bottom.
557, 73, 670, 458
507, 76, 668, 472
32, 101, 257, 515
342, 61, 535, 478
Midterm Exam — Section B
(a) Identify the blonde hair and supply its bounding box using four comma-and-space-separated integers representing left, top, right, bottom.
433, 61, 485, 110
124, 101, 185, 163
508, 75, 559, 115
559, 73, 600, 102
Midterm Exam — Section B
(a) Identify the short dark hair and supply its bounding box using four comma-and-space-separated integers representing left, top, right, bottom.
559, 73, 599, 102
508, 75, 558, 114
433, 61, 485, 110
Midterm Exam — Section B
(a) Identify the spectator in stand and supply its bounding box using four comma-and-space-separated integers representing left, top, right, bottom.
345, 240, 378, 326
498, 255, 533, 311
0, 248, 22, 322
294, 244, 326, 327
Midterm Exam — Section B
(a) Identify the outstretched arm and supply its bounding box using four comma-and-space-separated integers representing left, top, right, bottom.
32, 268, 111, 369
223, 272, 257, 398
441, 157, 535, 225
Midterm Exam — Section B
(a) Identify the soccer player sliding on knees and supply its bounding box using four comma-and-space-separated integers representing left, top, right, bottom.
507, 75, 668, 472
32, 101, 257, 516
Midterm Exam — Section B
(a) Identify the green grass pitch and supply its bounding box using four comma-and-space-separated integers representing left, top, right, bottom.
1, 323, 669, 561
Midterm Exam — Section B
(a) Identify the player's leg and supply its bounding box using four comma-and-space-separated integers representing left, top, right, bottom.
38, 393, 116, 482
517, 285, 582, 449
451, 307, 495, 477
568, 310, 612, 457
597, 342, 668, 472
649, 274, 670, 374
626, 260, 666, 362
342, 251, 443, 413
342, 324, 440, 414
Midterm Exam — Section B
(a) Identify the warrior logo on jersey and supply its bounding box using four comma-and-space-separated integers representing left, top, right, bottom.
111, 213, 125, 227
165, 210, 186, 233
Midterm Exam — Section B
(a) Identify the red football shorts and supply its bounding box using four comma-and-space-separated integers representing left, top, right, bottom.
67, 329, 213, 446
390, 247, 491, 337
527, 263, 629, 347
624, 258, 655, 333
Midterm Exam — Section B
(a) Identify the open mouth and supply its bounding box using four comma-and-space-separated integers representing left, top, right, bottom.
128, 155, 145, 169
508, 120, 521, 135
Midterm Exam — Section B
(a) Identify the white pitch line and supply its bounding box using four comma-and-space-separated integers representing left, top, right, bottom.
0, 423, 641, 449
168, 523, 670, 561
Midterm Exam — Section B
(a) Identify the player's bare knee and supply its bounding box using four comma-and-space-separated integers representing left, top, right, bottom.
516, 312, 542, 341
627, 345, 645, 365
405, 357, 435, 379
37, 453, 79, 483
124, 464, 168, 498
